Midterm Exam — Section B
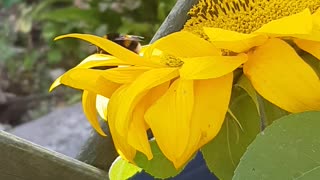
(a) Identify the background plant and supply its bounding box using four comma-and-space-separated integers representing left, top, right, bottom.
0, 0, 176, 124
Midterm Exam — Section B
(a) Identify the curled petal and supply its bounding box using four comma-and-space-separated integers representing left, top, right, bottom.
82, 91, 106, 136
145, 79, 194, 168
49, 76, 62, 92
108, 85, 136, 161
108, 68, 179, 137
204, 27, 268, 53
77, 54, 129, 68
127, 99, 153, 160
58, 68, 121, 98
49, 55, 128, 92
96, 94, 109, 121
244, 38, 320, 113
180, 54, 247, 79
55, 34, 158, 67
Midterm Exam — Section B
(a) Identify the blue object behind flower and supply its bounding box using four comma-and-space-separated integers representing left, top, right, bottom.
131, 152, 218, 180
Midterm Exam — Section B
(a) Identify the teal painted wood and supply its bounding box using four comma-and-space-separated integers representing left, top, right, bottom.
0, 130, 108, 180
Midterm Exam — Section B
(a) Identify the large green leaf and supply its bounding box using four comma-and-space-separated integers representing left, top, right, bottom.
134, 140, 183, 179
233, 111, 320, 180
109, 157, 142, 180
201, 87, 260, 180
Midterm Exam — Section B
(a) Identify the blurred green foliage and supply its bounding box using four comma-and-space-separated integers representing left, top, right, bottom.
0, 0, 176, 96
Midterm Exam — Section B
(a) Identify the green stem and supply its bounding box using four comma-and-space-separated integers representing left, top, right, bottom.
257, 94, 267, 131
150, 0, 199, 43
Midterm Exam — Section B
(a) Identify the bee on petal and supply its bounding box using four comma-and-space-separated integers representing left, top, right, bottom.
97, 33, 144, 54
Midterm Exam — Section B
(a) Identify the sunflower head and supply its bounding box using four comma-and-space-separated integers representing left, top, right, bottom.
184, 0, 320, 38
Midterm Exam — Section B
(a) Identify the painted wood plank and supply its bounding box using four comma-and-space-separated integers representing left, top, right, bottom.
0, 130, 108, 180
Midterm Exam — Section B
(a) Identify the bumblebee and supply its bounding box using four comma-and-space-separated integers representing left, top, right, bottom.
97, 33, 144, 54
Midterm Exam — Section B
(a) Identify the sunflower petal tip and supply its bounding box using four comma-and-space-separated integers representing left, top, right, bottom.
48, 86, 55, 92
49, 77, 62, 92
53, 35, 64, 41
97, 130, 107, 136
172, 160, 183, 170
146, 153, 153, 160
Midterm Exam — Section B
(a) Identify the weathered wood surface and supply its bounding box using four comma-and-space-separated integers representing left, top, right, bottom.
0, 130, 108, 180
76, 0, 199, 170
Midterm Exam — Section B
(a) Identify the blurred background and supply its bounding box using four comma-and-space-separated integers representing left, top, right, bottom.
0, 0, 176, 130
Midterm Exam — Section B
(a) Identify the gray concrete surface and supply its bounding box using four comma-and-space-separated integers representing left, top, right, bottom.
8, 103, 92, 158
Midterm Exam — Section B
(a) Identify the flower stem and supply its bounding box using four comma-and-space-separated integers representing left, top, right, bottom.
150, 0, 199, 43
257, 94, 267, 131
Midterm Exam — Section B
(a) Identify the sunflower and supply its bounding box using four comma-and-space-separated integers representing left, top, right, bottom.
184, 0, 320, 113
50, 31, 247, 168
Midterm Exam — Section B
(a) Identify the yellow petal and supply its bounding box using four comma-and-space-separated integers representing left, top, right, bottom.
77, 54, 129, 68
145, 79, 194, 166
82, 91, 106, 136
127, 98, 152, 160
144, 81, 170, 108
173, 117, 201, 169
255, 9, 312, 37
108, 85, 136, 162
49, 55, 124, 92
100, 67, 151, 84
293, 9, 320, 41
294, 39, 320, 60
145, 31, 220, 58
59, 68, 120, 98
204, 27, 268, 53
244, 38, 320, 113
55, 34, 157, 67
127, 81, 170, 159
193, 74, 233, 147
180, 54, 247, 79
49, 75, 62, 92
174, 75, 233, 167
139, 45, 150, 56
96, 94, 109, 121
109, 68, 179, 137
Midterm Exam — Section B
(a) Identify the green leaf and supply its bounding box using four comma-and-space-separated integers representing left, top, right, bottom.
201, 87, 260, 180
134, 140, 183, 179
48, 49, 63, 65
109, 157, 142, 180
233, 111, 320, 180
2, 0, 22, 8
36, 7, 100, 26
